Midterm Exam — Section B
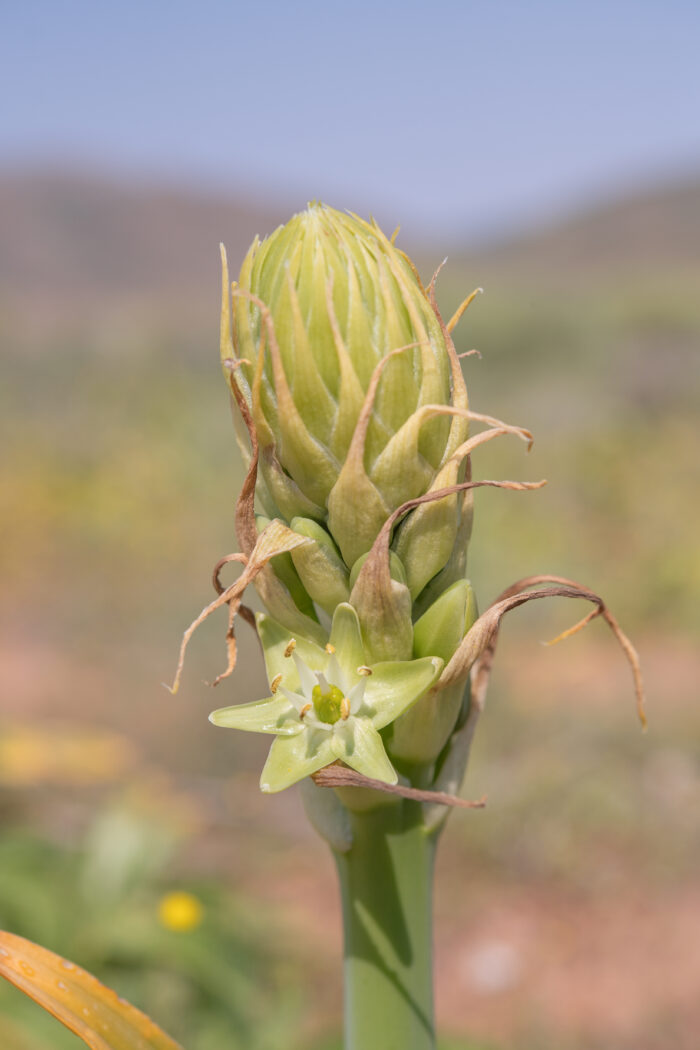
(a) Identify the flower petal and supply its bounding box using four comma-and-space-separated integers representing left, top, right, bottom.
279, 687, 308, 713
325, 652, 347, 692
260, 731, 336, 792
331, 719, 397, 784
292, 651, 318, 698
329, 603, 366, 678
256, 613, 327, 689
364, 656, 443, 729
346, 679, 366, 715
209, 694, 301, 735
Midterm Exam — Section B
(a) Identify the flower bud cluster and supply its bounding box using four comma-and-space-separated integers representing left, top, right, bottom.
213, 203, 485, 794
197, 202, 645, 808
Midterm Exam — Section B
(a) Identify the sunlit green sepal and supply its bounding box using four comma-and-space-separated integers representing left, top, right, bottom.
365, 656, 443, 729
260, 732, 336, 793
209, 694, 302, 736
331, 719, 397, 784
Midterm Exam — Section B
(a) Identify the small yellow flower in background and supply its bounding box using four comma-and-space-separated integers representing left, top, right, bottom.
157, 891, 203, 932
0, 725, 135, 787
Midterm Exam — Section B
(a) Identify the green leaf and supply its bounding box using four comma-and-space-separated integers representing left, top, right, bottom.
209, 694, 301, 735
364, 656, 443, 729
0, 930, 184, 1050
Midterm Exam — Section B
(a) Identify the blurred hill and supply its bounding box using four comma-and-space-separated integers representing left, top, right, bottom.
457, 175, 700, 282
2, 168, 700, 341
0, 170, 290, 343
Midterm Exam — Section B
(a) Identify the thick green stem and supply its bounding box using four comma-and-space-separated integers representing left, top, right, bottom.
333, 800, 437, 1050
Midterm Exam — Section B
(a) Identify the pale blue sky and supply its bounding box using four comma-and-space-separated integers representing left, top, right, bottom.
3, 0, 699, 237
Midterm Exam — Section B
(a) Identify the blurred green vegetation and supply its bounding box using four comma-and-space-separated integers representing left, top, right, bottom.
0, 802, 302, 1050
437, 273, 700, 635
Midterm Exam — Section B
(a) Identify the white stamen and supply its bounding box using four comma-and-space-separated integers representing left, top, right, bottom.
292, 650, 318, 697
280, 686, 309, 713
346, 680, 366, 714
326, 653, 345, 691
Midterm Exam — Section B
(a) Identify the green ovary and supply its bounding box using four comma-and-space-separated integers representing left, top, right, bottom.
312, 683, 346, 725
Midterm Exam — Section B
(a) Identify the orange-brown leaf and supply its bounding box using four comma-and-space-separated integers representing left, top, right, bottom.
0, 931, 184, 1050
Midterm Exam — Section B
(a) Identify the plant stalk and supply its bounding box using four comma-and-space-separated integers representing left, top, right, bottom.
333, 799, 437, 1050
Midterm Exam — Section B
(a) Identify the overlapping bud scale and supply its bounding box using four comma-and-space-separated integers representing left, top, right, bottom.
228, 205, 469, 569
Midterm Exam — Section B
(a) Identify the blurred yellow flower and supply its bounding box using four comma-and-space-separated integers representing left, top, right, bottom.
157, 891, 203, 932
0, 724, 134, 786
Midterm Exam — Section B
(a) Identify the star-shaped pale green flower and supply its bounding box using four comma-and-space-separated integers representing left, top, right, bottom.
210, 602, 442, 792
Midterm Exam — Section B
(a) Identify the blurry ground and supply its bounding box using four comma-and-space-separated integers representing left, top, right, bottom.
1, 172, 699, 1049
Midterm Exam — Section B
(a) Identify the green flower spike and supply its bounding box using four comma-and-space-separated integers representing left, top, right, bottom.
209, 603, 442, 793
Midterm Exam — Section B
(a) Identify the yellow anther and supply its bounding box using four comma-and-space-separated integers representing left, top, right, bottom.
325, 643, 336, 654
357, 665, 372, 676
270, 673, 283, 694
300, 703, 312, 719
340, 697, 350, 720
284, 639, 297, 658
